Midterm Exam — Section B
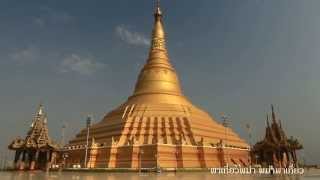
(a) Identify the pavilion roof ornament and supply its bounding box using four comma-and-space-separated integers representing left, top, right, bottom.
254, 105, 292, 150
8, 104, 59, 150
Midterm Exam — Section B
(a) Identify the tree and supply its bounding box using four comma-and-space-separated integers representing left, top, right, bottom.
287, 136, 303, 167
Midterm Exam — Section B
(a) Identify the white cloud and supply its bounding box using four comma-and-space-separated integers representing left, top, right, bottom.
50, 11, 74, 24
33, 17, 46, 27
115, 25, 150, 46
33, 8, 74, 27
59, 54, 105, 75
9, 46, 40, 64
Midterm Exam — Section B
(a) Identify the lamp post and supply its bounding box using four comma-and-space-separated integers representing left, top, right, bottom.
62, 152, 69, 170
245, 123, 253, 147
221, 113, 230, 145
221, 113, 231, 165
139, 149, 144, 173
84, 116, 92, 168
155, 153, 158, 172
3, 151, 7, 170
0, 151, 3, 170
61, 122, 67, 146
175, 150, 179, 170
155, 153, 161, 173
245, 123, 253, 165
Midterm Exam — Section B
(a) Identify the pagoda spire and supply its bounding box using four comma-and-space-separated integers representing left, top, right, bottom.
266, 114, 270, 127
131, 1, 184, 98
150, 0, 167, 53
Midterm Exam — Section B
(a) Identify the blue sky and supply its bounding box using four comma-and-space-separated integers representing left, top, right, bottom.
0, 0, 319, 164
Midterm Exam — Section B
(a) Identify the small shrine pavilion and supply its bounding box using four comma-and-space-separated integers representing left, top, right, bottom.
8, 104, 60, 170
252, 105, 303, 168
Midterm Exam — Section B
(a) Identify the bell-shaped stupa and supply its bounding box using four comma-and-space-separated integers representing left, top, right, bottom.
64, 2, 250, 169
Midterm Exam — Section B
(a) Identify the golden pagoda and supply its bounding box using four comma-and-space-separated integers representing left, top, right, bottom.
64, 2, 250, 169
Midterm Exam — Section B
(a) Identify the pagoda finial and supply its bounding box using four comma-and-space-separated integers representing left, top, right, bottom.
37, 103, 44, 115
266, 114, 270, 127
277, 105, 282, 127
150, 0, 166, 51
155, 0, 162, 16
271, 104, 276, 124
